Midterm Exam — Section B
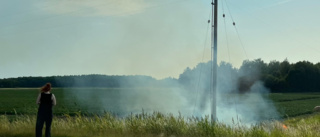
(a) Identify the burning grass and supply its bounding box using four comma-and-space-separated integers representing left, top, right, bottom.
1, 112, 319, 137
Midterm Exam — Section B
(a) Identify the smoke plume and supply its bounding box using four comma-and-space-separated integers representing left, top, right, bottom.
57, 61, 279, 125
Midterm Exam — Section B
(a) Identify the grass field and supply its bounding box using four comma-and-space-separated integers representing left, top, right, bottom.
1, 112, 320, 137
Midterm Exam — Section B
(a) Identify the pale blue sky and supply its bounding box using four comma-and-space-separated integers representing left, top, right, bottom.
0, 0, 319, 79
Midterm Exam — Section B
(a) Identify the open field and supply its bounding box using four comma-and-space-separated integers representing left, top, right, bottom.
0, 88, 129, 116
1, 88, 320, 117
1, 88, 320, 136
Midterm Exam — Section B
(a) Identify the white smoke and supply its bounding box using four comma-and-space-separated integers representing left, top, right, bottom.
190, 61, 280, 125
216, 81, 279, 125
57, 60, 279, 126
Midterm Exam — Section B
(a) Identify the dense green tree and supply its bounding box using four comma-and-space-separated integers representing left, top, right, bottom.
286, 61, 320, 92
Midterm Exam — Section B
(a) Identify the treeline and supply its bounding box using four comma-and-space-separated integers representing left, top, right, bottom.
0, 75, 177, 88
1, 59, 320, 92
178, 59, 320, 93
261, 59, 320, 92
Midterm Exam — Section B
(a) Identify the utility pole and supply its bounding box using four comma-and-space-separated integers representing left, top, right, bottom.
211, 0, 218, 122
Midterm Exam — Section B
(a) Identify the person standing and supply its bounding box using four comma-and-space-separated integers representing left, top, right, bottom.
35, 83, 56, 137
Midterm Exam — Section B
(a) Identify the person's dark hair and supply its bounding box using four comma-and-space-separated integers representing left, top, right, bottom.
40, 83, 51, 92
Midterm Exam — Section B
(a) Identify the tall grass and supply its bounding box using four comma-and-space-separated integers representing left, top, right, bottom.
0, 112, 319, 137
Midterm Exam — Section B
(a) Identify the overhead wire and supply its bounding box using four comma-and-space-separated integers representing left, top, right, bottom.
221, 0, 231, 63
192, 10, 211, 116
251, 2, 320, 56
223, 1, 320, 58
224, 0, 249, 60
221, 0, 240, 126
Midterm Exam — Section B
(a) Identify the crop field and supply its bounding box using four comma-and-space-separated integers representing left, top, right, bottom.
268, 93, 320, 117
1, 88, 320, 137
0, 88, 129, 116
1, 88, 320, 117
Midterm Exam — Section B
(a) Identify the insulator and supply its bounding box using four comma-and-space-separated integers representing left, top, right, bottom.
223, 14, 225, 18
211, 2, 214, 5
233, 22, 236, 26
208, 20, 210, 23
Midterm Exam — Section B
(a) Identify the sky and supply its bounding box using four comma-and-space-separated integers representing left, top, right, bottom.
0, 0, 319, 79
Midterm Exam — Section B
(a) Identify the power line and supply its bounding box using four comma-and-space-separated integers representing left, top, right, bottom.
224, 0, 249, 59
192, 10, 211, 116
221, 0, 240, 126
221, 0, 231, 63
224, 0, 320, 57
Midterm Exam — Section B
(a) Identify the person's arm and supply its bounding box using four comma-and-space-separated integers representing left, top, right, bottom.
52, 94, 56, 106
36, 93, 41, 104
